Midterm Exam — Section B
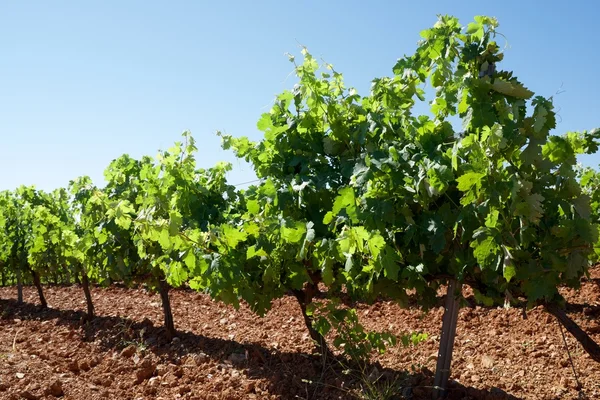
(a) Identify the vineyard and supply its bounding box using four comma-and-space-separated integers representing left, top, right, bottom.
1, 15, 600, 400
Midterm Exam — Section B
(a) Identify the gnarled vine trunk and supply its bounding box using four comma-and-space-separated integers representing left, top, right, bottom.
158, 275, 176, 341
30, 268, 47, 308
292, 283, 331, 359
81, 269, 94, 320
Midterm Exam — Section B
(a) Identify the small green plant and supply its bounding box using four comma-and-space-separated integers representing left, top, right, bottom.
357, 371, 406, 400
399, 331, 429, 347
115, 320, 148, 352
310, 300, 429, 365
310, 300, 396, 365
308, 300, 428, 400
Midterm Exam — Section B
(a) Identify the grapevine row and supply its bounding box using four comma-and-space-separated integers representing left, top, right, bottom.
1, 15, 599, 397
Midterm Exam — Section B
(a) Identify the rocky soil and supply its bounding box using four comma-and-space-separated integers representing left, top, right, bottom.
1, 267, 599, 399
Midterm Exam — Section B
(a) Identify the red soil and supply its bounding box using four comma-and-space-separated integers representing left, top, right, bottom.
1, 268, 599, 400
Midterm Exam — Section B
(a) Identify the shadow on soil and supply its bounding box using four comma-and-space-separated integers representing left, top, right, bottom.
0, 297, 523, 400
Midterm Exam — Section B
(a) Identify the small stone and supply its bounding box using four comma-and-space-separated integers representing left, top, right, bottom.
16, 373, 25, 379
471, 375, 481, 383
481, 355, 494, 368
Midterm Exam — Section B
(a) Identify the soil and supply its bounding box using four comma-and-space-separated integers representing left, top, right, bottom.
0, 267, 599, 400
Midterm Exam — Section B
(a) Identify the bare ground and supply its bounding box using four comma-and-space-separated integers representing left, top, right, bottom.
0, 268, 599, 400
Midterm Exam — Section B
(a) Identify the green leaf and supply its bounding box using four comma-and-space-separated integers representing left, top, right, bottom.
257, 113, 273, 131
183, 250, 196, 269
542, 137, 573, 164
515, 193, 545, 225
321, 259, 334, 285
222, 225, 248, 248
246, 199, 260, 215
169, 211, 183, 236
533, 105, 548, 134
323, 211, 334, 225
471, 235, 500, 270
491, 79, 533, 99
485, 209, 499, 228
159, 228, 171, 250
247, 245, 268, 259
367, 233, 386, 259
168, 261, 188, 287
379, 246, 400, 281
503, 264, 516, 282
457, 172, 485, 192
281, 222, 306, 244
573, 195, 592, 220
473, 290, 495, 307
332, 187, 358, 223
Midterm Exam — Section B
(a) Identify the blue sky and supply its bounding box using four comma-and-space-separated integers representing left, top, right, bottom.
1, 0, 599, 191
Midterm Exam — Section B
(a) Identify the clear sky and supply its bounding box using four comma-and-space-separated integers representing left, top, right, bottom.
1, 0, 599, 191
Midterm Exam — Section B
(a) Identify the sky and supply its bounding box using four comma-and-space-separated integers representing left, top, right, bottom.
1, 0, 599, 192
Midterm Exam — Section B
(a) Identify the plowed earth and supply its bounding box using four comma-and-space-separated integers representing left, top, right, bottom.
1, 268, 599, 400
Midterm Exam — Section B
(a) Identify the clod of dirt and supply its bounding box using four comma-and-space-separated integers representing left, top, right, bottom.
135, 359, 156, 383
120, 345, 136, 358
79, 360, 90, 371
45, 380, 64, 397
155, 364, 168, 376
20, 390, 39, 400
173, 366, 184, 378
66, 361, 79, 373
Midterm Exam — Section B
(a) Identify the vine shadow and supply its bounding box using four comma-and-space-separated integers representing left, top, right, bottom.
0, 297, 524, 400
